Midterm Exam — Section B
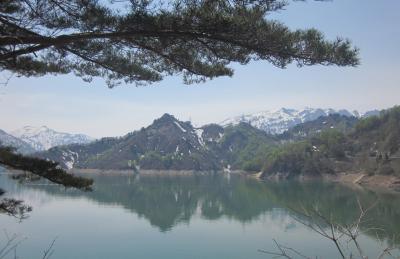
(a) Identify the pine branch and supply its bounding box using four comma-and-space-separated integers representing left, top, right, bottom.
0, 146, 93, 190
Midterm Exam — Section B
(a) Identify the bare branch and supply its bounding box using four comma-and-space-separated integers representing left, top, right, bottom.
261, 201, 400, 259
42, 237, 57, 259
0, 230, 26, 259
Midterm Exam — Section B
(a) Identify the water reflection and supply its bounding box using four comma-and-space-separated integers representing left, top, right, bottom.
5, 171, 398, 240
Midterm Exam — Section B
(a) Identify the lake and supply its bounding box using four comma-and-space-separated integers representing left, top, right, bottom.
1, 170, 400, 259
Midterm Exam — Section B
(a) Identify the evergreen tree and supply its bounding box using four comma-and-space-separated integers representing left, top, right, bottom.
1, 0, 359, 87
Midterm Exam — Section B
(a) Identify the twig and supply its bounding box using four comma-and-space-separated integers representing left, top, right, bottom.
42, 237, 58, 259
0, 230, 26, 259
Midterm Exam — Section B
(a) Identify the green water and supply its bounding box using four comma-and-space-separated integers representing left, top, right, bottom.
0, 171, 399, 259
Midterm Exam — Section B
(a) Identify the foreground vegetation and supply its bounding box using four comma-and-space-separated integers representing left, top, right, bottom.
0, 146, 93, 219
0, 146, 93, 190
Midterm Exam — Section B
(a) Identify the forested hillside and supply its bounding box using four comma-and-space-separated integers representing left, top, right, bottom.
261, 106, 400, 178
280, 114, 358, 141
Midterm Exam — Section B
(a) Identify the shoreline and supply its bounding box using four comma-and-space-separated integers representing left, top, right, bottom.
254, 171, 400, 193
66, 168, 400, 193
68, 168, 248, 176
325, 172, 400, 193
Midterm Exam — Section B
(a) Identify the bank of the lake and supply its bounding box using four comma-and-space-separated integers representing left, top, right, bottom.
326, 172, 400, 192
68, 168, 400, 193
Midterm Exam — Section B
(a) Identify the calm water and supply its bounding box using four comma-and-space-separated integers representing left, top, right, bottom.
1, 170, 400, 259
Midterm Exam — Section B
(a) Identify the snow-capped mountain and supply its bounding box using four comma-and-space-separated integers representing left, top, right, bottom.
0, 129, 36, 154
11, 126, 94, 151
220, 108, 378, 134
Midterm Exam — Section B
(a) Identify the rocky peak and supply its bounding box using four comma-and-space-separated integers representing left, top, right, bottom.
157, 113, 177, 123
149, 113, 192, 134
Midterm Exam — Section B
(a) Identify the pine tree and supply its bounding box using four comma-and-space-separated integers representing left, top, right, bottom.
0, 0, 359, 87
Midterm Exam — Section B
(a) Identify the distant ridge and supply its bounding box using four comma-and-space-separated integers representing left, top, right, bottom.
0, 129, 36, 154
11, 126, 94, 151
220, 107, 379, 134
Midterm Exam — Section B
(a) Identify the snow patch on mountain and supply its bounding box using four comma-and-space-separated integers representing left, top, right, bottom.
194, 128, 205, 146
61, 150, 79, 169
220, 108, 376, 134
11, 126, 94, 151
173, 121, 187, 132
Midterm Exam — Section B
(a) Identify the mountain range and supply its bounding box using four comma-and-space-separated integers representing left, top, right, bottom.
36, 114, 277, 170
220, 107, 380, 134
0, 126, 93, 153
2, 106, 399, 192
1, 107, 380, 155
35, 106, 399, 176
0, 107, 388, 173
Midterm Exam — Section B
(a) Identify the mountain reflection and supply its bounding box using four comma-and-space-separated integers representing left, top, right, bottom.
12, 171, 400, 240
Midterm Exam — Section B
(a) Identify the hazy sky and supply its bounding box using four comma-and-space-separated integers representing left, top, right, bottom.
1, 0, 400, 138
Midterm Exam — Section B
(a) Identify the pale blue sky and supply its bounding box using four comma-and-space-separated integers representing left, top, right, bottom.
1, 0, 400, 138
